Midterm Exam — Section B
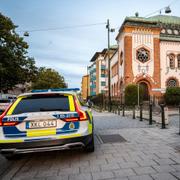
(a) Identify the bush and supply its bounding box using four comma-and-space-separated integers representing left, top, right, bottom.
164, 87, 180, 105
125, 84, 143, 106
90, 93, 104, 107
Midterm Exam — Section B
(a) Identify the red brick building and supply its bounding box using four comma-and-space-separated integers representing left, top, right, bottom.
110, 15, 180, 103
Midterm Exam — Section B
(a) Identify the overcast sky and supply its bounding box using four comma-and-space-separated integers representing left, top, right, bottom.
0, 0, 180, 88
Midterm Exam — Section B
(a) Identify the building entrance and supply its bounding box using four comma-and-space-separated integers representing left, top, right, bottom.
139, 82, 149, 101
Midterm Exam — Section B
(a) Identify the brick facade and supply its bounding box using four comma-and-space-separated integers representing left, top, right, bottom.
124, 36, 134, 85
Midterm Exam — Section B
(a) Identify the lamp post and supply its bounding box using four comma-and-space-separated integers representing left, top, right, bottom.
137, 83, 140, 108
87, 66, 89, 101
106, 19, 115, 112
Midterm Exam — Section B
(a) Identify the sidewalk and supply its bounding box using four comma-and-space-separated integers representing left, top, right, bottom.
1, 111, 180, 180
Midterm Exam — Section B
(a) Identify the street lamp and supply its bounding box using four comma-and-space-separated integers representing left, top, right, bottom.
165, 6, 171, 14
106, 19, 115, 112
137, 83, 140, 107
23, 31, 29, 37
87, 66, 89, 101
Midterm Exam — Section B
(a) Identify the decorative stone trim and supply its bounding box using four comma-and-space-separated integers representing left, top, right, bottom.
166, 77, 179, 87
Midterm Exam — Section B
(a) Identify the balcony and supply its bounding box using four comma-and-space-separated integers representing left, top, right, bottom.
101, 82, 106, 86
90, 84, 96, 88
91, 76, 96, 81
90, 91, 96, 96
101, 65, 106, 70
101, 74, 106, 78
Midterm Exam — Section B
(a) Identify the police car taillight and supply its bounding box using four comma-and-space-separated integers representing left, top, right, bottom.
74, 97, 87, 121
64, 117, 79, 122
0, 114, 3, 126
0, 104, 18, 126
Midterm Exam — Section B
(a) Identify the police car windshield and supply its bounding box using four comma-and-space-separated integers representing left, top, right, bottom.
12, 95, 70, 115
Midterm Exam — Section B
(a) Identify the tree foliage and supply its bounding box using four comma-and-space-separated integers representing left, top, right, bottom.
0, 13, 38, 92
125, 84, 143, 106
31, 67, 67, 89
164, 87, 180, 105
90, 93, 104, 107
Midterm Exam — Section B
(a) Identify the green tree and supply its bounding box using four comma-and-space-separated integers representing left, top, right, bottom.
31, 67, 67, 89
164, 87, 180, 105
0, 13, 38, 92
125, 84, 143, 106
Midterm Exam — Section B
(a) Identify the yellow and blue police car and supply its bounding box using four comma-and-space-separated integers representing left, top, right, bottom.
0, 88, 94, 159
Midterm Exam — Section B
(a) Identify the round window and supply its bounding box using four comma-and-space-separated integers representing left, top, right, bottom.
136, 48, 150, 63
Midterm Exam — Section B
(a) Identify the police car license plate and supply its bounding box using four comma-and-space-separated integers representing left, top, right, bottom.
26, 120, 57, 129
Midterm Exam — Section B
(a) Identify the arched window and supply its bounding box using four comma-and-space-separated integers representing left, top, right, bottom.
116, 82, 119, 96
114, 84, 116, 96
169, 54, 175, 69
177, 54, 180, 69
120, 51, 123, 65
167, 79, 177, 87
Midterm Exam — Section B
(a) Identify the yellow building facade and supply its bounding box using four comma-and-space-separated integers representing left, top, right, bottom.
81, 75, 90, 100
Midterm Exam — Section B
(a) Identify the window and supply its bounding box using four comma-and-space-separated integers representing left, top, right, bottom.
178, 54, 180, 69
169, 54, 175, 69
112, 62, 118, 77
136, 47, 150, 63
12, 95, 70, 115
101, 82, 106, 86
120, 51, 123, 65
167, 79, 177, 87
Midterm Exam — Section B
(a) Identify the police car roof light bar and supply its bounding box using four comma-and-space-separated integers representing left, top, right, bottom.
31, 88, 80, 93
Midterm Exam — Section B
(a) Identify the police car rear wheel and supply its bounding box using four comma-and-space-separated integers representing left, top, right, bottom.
3, 154, 18, 160
84, 135, 94, 152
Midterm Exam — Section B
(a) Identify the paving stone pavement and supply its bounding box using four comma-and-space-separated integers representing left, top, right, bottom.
0, 110, 180, 180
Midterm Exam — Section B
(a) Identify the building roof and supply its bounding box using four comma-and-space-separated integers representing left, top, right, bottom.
90, 45, 118, 62
90, 52, 101, 62
124, 15, 180, 25
110, 44, 118, 49
116, 15, 180, 41
147, 15, 180, 25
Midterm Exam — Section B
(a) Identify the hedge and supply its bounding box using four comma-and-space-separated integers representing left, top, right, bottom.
125, 84, 143, 106
164, 87, 180, 105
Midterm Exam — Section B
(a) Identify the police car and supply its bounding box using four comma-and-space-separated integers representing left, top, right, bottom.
0, 88, 94, 159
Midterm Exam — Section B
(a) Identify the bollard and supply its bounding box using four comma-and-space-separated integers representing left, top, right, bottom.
149, 102, 153, 125
118, 105, 120, 115
108, 102, 111, 112
115, 105, 117, 114
179, 104, 180, 135
122, 104, 125, 116
160, 104, 166, 129
133, 103, 136, 119
116, 105, 118, 114
139, 103, 143, 121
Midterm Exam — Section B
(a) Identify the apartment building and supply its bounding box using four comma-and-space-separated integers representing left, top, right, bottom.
88, 50, 106, 96
81, 75, 90, 100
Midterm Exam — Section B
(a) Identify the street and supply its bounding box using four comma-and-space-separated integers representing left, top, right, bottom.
0, 110, 180, 180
